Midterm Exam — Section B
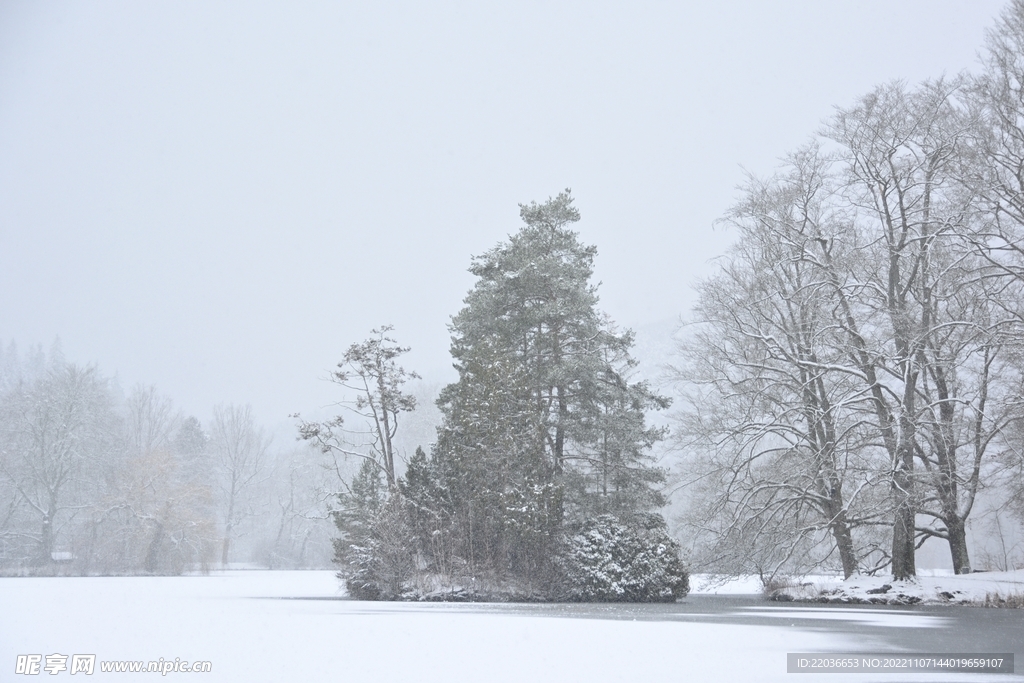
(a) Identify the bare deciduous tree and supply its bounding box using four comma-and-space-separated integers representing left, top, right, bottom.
210, 403, 270, 566
674, 77, 1018, 580
0, 364, 115, 567
87, 386, 217, 574
673, 147, 886, 580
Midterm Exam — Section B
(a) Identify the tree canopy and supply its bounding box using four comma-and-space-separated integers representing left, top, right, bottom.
399, 190, 677, 596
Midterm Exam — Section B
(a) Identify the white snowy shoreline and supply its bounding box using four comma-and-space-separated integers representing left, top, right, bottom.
691, 569, 1024, 605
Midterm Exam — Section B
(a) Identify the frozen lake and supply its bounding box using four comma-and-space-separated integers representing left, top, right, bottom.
1, 570, 1021, 682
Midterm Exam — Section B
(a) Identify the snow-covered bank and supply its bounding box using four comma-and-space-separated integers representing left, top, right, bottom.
810, 569, 1024, 605
694, 569, 1024, 605
689, 574, 765, 594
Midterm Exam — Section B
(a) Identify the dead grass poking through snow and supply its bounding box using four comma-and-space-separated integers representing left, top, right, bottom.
981, 591, 1024, 608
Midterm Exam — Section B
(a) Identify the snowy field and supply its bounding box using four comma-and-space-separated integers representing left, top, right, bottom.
2, 570, 1021, 682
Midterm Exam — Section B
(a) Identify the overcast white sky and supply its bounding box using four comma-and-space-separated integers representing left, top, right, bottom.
0, 1, 1009, 436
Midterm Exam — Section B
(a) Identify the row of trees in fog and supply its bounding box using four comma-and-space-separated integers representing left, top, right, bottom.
672, 1, 1024, 582
299, 193, 688, 601
0, 345, 332, 574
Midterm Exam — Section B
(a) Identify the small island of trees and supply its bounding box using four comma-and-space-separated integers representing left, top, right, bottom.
298, 191, 689, 601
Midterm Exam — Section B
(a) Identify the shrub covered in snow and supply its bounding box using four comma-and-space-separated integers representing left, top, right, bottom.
341, 497, 417, 600
560, 514, 689, 602
333, 462, 417, 600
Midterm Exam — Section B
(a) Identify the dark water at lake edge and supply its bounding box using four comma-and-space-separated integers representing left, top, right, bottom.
287, 593, 1024, 666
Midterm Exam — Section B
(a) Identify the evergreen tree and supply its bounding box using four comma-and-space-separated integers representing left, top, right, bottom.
424, 190, 672, 590
334, 458, 417, 599
333, 458, 386, 559
568, 357, 670, 524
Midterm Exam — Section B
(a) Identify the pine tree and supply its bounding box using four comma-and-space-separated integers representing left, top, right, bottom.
334, 458, 417, 599
333, 458, 386, 558
423, 190, 672, 591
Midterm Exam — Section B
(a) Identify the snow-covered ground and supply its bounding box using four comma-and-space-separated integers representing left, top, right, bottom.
692, 570, 1024, 604
1, 570, 1020, 682
827, 569, 1024, 604
689, 573, 765, 594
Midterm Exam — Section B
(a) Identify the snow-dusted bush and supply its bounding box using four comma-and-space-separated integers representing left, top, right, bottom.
560, 514, 689, 602
340, 496, 416, 600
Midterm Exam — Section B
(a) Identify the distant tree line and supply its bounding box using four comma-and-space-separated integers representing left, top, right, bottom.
0, 343, 333, 575
672, 0, 1024, 584
300, 193, 688, 601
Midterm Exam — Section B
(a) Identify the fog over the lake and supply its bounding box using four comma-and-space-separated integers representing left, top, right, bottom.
0, 1, 1006, 436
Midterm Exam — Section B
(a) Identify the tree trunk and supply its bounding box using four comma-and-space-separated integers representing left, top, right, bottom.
222, 490, 234, 566
891, 451, 916, 580
821, 473, 856, 578
37, 513, 53, 566
946, 516, 971, 574
221, 523, 232, 566
831, 512, 857, 580
376, 369, 397, 492
554, 385, 566, 473
145, 521, 165, 573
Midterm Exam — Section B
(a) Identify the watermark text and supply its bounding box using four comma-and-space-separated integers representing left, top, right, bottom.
16, 655, 211, 675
